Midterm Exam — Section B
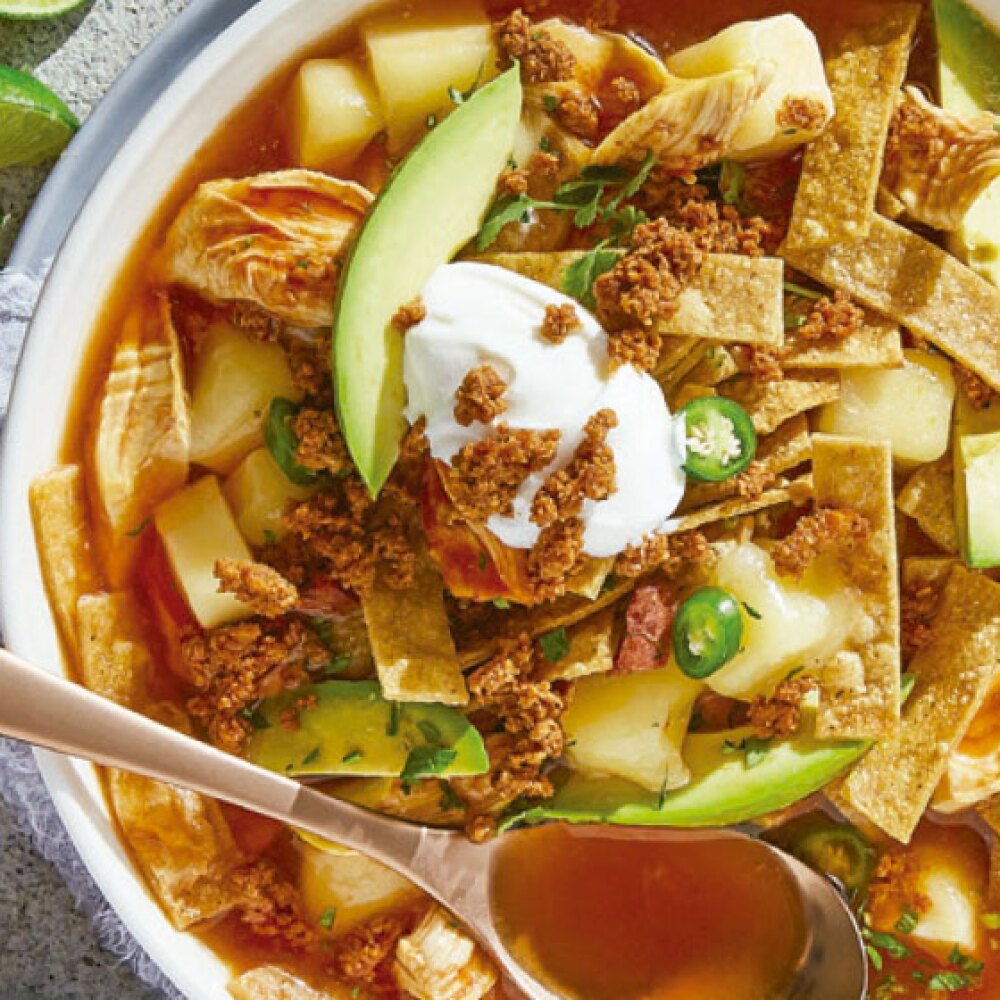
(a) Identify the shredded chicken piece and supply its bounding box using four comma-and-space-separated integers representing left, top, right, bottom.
231, 859, 315, 950
453, 364, 508, 427
532, 409, 618, 526
770, 507, 871, 579
182, 620, 326, 753
540, 303, 581, 344
495, 9, 576, 84
557, 90, 600, 141
595, 219, 705, 332
748, 677, 815, 739
445, 425, 560, 524
797, 290, 865, 342
956, 363, 995, 411
392, 298, 427, 333
881, 85, 1000, 231
453, 636, 566, 838
775, 96, 829, 133
293, 406, 351, 475
214, 557, 299, 618
616, 529, 715, 579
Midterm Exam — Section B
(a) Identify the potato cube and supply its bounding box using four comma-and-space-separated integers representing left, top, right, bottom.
363, 3, 495, 153
666, 14, 833, 161
154, 475, 254, 629
289, 59, 384, 172
223, 447, 316, 547
188, 320, 299, 474
817, 350, 955, 465
564, 666, 702, 792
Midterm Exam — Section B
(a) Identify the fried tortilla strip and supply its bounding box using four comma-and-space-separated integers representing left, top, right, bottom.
671, 474, 811, 534
811, 435, 900, 739
76, 592, 150, 707
901, 554, 957, 594
897, 459, 959, 555
228, 968, 356, 1000
682, 415, 811, 510
455, 578, 634, 668
977, 798, 1000, 907
363, 544, 468, 705
783, 5, 919, 248
842, 564, 1000, 842
29, 465, 101, 653
537, 605, 617, 682
783, 312, 903, 369
477, 251, 784, 345
721, 371, 840, 435
784, 215, 1000, 391
567, 555, 616, 600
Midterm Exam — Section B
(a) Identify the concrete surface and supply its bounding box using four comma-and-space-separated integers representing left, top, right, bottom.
0, 5, 187, 995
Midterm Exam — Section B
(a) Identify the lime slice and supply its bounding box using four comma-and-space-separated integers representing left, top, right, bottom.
0, 0, 88, 18
0, 65, 77, 168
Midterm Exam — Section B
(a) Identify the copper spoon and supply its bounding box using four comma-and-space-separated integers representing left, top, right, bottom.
0, 647, 867, 999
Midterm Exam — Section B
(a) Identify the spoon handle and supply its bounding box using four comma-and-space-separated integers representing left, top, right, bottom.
0, 647, 446, 879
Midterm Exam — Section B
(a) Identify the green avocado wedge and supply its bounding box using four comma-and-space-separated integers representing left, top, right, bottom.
245, 680, 488, 779
505, 685, 914, 830
333, 66, 523, 496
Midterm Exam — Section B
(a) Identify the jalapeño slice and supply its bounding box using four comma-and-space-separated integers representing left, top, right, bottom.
679, 396, 757, 482
788, 824, 874, 897
672, 586, 744, 679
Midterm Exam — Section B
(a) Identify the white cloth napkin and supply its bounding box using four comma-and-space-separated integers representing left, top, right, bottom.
0, 264, 181, 999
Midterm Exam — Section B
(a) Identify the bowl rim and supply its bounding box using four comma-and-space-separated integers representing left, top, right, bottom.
0, 0, 381, 996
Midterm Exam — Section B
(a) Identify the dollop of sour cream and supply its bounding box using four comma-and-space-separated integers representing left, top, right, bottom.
403, 261, 687, 558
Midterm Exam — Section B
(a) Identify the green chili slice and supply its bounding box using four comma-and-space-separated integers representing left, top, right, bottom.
679, 396, 757, 483
264, 397, 319, 487
789, 824, 874, 897
671, 586, 744, 679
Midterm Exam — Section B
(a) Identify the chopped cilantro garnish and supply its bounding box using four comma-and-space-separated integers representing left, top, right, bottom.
784, 310, 807, 330
867, 944, 884, 972
721, 736, 770, 768
301, 747, 321, 767
319, 906, 337, 930
125, 518, 150, 538
401, 745, 458, 783
783, 280, 824, 300
493, 597, 511, 609
542, 94, 559, 112
864, 929, 910, 960
928, 971, 973, 991
601, 572, 619, 593
448, 61, 485, 106
342, 749, 363, 764
894, 907, 919, 934
387, 701, 401, 737
262, 528, 278, 546
741, 602, 762, 620
417, 719, 443, 744
478, 551, 489, 572
539, 135, 553, 152
719, 159, 746, 211
439, 780, 465, 811
562, 243, 620, 309
539, 627, 570, 663
948, 946, 984, 975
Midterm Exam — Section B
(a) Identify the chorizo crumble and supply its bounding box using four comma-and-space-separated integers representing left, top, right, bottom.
797, 290, 865, 342
615, 529, 715, 579
231, 859, 315, 951
453, 364, 509, 427
770, 506, 872, 579
527, 516, 587, 597
331, 909, 420, 993
213, 557, 299, 618
747, 676, 816, 740
293, 406, 351, 475
540, 302, 582, 343
494, 9, 576, 84
775, 96, 829, 132
391, 297, 427, 333
556, 90, 601, 141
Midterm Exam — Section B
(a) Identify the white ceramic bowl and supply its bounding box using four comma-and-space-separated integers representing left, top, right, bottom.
0, 1, 380, 995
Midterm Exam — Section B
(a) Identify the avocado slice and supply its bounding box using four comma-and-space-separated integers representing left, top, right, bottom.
333, 66, 523, 495
934, 0, 1000, 284
959, 431, 1000, 568
245, 680, 488, 779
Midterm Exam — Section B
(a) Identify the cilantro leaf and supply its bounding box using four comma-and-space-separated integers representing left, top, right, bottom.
301, 746, 321, 767
319, 906, 337, 930
493, 597, 511, 609
864, 930, 910, 960
386, 701, 402, 737
719, 159, 746, 211
561, 245, 619, 309
894, 907, 919, 935
539, 627, 570, 663
401, 745, 458, 783
476, 194, 540, 250
948, 946, 983, 975
928, 971, 972, 991
417, 719, 443, 744
721, 736, 771, 768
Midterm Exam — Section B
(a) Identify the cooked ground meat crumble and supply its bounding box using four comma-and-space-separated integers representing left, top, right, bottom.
391, 297, 427, 333
775, 96, 829, 133
494, 9, 576, 84
214, 557, 299, 618
454, 364, 509, 427
556, 90, 601, 141
231, 859, 316, 951
540, 302, 582, 344
294, 406, 351, 475
528, 516, 587, 597
331, 909, 420, 993
747, 676, 816, 740
615, 529, 715, 579
798, 290, 865, 342
770, 506, 872, 579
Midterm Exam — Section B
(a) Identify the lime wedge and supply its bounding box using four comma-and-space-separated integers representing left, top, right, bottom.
0, 0, 88, 17
0, 65, 77, 168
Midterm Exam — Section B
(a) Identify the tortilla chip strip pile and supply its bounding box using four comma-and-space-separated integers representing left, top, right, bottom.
897, 458, 959, 555
362, 540, 468, 705
537, 605, 617, 682
783, 4, 919, 248
812, 435, 900, 739
784, 215, 1000, 391
842, 564, 1000, 842
721, 371, 841, 435
478, 250, 784, 345
671, 474, 812, 533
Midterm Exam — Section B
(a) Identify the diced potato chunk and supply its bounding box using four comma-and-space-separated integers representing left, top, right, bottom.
299, 845, 421, 934
666, 14, 833, 161
817, 349, 955, 465
153, 475, 254, 628
289, 59, 384, 172
706, 542, 866, 699
564, 666, 702, 792
223, 447, 316, 547
363, 3, 495, 153
188, 320, 299, 474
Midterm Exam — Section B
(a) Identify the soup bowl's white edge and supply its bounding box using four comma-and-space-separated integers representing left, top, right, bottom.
0, 0, 380, 996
